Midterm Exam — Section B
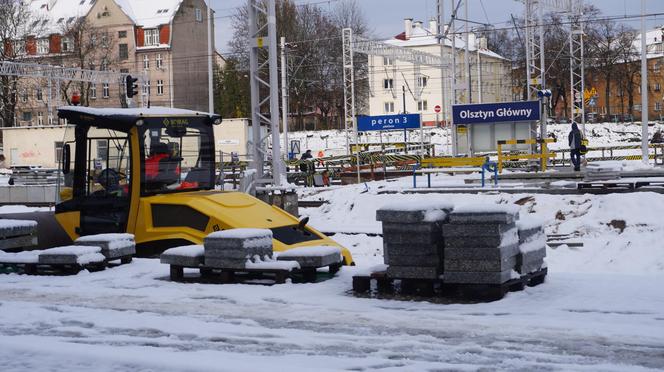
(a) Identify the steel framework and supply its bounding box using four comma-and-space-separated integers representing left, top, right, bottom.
248, 0, 282, 186
569, 0, 585, 129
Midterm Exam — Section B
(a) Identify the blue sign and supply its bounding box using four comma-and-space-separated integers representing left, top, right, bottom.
357, 114, 421, 132
453, 101, 540, 125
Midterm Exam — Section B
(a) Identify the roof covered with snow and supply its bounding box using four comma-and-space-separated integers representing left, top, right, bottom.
385, 21, 505, 60
26, 0, 183, 35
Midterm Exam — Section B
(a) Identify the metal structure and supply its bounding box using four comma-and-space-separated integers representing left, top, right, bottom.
341, 28, 360, 183
0, 60, 144, 125
248, 0, 283, 186
523, 0, 584, 136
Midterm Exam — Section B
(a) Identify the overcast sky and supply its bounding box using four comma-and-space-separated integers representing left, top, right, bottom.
212, 0, 664, 53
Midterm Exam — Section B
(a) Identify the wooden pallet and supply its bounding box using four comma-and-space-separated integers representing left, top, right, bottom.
167, 262, 342, 285
635, 181, 664, 188
0, 261, 107, 275
352, 268, 548, 302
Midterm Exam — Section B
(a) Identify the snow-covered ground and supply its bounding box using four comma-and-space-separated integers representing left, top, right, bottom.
2, 172, 664, 370
288, 122, 664, 156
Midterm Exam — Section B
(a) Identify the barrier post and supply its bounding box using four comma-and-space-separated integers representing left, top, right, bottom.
497, 142, 504, 173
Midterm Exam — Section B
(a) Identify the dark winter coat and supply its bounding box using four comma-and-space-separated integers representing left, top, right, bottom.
568, 122, 582, 150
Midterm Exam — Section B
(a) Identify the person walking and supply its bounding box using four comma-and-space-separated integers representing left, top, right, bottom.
568, 122, 583, 172
299, 150, 313, 172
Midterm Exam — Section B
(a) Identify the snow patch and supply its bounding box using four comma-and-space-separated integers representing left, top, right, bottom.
207, 228, 273, 240
162, 245, 204, 258
277, 246, 341, 258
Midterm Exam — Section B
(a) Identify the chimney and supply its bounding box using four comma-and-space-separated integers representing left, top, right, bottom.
413, 20, 423, 30
404, 18, 413, 40
429, 19, 438, 35
478, 36, 488, 50
468, 33, 477, 49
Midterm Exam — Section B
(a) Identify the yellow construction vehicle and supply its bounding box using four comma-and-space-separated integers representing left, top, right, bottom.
48, 106, 353, 264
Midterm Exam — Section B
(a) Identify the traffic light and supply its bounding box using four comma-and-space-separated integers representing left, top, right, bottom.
125, 75, 139, 98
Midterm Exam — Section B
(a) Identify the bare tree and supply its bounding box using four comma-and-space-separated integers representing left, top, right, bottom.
0, 1, 45, 127
59, 18, 118, 106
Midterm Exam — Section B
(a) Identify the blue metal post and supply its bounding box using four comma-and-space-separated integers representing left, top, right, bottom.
412, 164, 418, 188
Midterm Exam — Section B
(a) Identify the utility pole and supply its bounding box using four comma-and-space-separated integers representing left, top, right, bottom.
450, 0, 458, 155
437, 0, 446, 124
641, 0, 649, 164
280, 37, 290, 163
477, 43, 482, 103
464, 0, 471, 103
207, 0, 214, 113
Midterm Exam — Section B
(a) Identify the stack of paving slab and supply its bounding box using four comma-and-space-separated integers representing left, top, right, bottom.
516, 220, 547, 275
160, 245, 206, 268
442, 204, 521, 285
74, 233, 136, 262
0, 219, 38, 252
584, 161, 623, 181
376, 201, 453, 279
203, 228, 274, 269
38, 245, 106, 266
276, 246, 342, 268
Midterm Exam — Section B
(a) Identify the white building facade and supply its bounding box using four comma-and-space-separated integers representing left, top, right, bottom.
368, 19, 512, 126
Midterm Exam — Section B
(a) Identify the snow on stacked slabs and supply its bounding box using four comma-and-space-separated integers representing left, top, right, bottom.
74, 233, 136, 261
0, 219, 38, 251
376, 201, 453, 279
203, 228, 274, 269
38, 246, 106, 266
442, 204, 520, 284
584, 161, 623, 181
516, 219, 547, 275
160, 245, 205, 268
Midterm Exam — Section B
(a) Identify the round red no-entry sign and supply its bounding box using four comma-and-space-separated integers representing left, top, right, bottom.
434, 105, 441, 113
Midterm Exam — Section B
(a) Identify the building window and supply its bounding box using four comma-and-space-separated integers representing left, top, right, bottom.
22, 112, 32, 122
119, 43, 128, 60
36, 88, 43, 101
383, 57, 393, 66
417, 100, 428, 111
102, 83, 109, 98
55, 141, 64, 162
37, 112, 43, 126
21, 90, 28, 102
100, 59, 108, 71
145, 28, 160, 46
97, 140, 108, 160
37, 38, 49, 54
656, 83, 661, 92
156, 53, 163, 69
143, 81, 151, 95
195, 8, 203, 22
654, 63, 661, 74
157, 80, 164, 95
118, 30, 127, 38
143, 55, 150, 69
417, 76, 428, 88
62, 37, 72, 52
13, 41, 26, 55
383, 102, 394, 113
90, 84, 97, 99
656, 102, 662, 112
383, 79, 394, 90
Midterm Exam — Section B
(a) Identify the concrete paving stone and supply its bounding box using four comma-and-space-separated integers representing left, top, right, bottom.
384, 242, 443, 256
382, 231, 443, 245
0, 221, 38, 238
444, 255, 517, 272
376, 208, 450, 224
384, 254, 441, 267
277, 252, 340, 268
518, 227, 544, 243
160, 253, 204, 267
444, 229, 518, 249
0, 235, 38, 250
204, 257, 247, 269
386, 265, 441, 279
204, 249, 252, 260
443, 269, 514, 284
382, 222, 442, 235
519, 246, 547, 263
105, 246, 136, 259
205, 245, 272, 258
444, 244, 520, 260
442, 223, 516, 238
518, 260, 544, 274
449, 212, 517, 225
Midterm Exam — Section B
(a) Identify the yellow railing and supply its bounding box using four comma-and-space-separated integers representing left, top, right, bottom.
496, 138, 556, 173
420, 156, 488, 168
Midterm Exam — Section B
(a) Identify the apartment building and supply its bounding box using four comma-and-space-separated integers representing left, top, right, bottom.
8, 0, 213, 127
368, 19, 511, 126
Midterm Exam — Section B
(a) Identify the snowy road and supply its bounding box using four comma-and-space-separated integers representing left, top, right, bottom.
1, 257, 664, 371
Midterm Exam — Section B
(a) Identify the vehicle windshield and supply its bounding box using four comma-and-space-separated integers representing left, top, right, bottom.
140, 120, 214, 195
